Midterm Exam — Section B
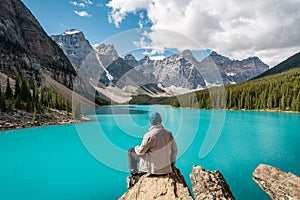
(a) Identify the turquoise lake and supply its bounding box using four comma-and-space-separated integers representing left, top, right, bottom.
0, 105, 299, 200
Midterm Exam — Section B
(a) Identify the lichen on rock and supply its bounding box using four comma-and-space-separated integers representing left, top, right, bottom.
190, 165, 235, 200
252, 164, 300, 200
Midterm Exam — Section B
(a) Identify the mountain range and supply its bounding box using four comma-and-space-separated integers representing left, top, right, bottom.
51, 30, 269, 100
130, 50, 300, 111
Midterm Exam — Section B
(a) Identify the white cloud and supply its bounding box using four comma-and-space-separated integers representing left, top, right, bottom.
74, 10, 91, 17
70, 1, 85, 7
83, 0, 93, 5
106, 0, 300, 66
106, 0, 151, 27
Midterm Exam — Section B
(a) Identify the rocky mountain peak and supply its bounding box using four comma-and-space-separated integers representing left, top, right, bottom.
124, 54, 137, 61
51, 29, 93, 67
94, 44, 118, 58
140, 54, 151, 61
208, 51, 230, 62
139, 55, 154, 67
124, 54, 139, 68
0, 0, 75, 87
210, 50, 221, 57
180, 49, 198, 64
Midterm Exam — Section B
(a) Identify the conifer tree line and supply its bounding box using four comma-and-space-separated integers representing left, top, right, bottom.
0, 73, 82, 119
170, 68, 300, 112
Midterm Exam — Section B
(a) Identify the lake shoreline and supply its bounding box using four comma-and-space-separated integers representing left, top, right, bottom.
0, 109, 92, 131
169, 105, 299, 113
1, 106, 298, 131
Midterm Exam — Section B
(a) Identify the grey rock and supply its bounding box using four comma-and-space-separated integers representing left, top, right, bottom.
253, 164, 300, 200
190, 165, 235, 200
207, 51, 269, 84
119, 167, 193, 200
153, 54, 206, 89
124, 54, 139, 68
51, 30, 93, 68
94, 43, 119, 68
0, 0, 75, 88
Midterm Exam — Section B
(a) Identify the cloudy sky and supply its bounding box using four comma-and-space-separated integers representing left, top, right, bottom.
22, 0, 300, 66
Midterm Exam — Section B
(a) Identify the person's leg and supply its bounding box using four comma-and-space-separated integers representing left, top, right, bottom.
128, 148, 139, 174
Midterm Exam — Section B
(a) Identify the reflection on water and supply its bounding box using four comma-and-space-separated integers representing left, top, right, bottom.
95, 106, 149, 115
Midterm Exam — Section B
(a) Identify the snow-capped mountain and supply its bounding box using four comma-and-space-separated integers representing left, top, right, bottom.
51, 29, 269, 99
51, 29, 93, 68
152, 54, 206, 89
206, 51, 269, 84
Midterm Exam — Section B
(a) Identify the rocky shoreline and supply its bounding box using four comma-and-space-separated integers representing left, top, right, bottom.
120, 164, 300, 200
0, 109, 90, 131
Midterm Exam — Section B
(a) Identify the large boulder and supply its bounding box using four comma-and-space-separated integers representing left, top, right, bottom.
252, 164, 300, 200
190, 165, 235, 200
119, 167, 193, 200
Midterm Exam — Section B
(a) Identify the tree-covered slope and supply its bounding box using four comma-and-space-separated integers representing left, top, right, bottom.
130, 67, 300, 112
253, 52, 300, 80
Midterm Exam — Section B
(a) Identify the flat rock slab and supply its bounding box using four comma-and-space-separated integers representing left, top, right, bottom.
119, 173, 193, 200
252, 164, 300, 200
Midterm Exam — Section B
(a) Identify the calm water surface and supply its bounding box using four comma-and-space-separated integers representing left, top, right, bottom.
0, 105, 299, 200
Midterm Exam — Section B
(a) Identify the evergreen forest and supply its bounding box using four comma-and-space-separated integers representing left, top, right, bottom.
130, 68, 300, 112
0, 73, 81, 120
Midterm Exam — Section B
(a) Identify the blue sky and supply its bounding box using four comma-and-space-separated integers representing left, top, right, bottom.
21, 0, 300, 66
22, 0, 150, 45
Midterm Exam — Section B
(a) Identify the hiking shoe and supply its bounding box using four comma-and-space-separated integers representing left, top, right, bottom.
126, 176, 134, 189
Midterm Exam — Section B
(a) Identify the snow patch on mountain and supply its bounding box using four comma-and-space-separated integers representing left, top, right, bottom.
96, 54, 114, 82
63, 29, 81, 35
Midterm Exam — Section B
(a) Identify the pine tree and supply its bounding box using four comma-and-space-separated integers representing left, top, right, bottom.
20, 75, 31, 101
14, 97, 22, 109
0, 92, 7, 112
14, 73, 20, 98
66, 99, 70, 118
72, 100, 82, 120
33, 107, 38, 121
296, 92, 300, 112
5, 77, 13, 99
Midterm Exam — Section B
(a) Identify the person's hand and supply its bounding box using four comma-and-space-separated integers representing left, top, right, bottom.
128, 148, 135, 153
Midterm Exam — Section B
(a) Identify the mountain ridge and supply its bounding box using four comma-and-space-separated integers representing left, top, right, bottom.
0, 0, 75, 88
51, 30, 269, 90
130, 52, 300, 112
253, 51, 300, 80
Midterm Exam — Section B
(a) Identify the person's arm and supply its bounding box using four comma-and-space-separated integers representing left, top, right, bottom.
170, 134, 178, 166
135, 135, 154, 156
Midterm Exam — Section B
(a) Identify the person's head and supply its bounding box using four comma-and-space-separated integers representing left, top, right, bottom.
150, 112, 162, 125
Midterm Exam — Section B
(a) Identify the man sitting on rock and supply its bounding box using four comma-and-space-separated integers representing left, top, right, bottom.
127, 112, 178, 188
